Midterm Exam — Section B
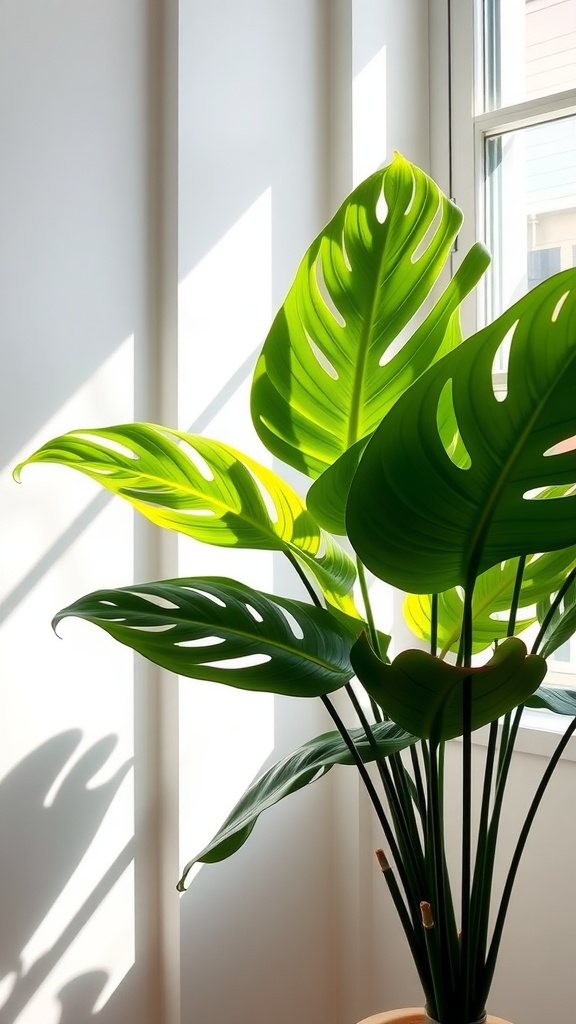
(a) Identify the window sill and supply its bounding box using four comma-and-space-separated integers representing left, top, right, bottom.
470, 708, 576, 763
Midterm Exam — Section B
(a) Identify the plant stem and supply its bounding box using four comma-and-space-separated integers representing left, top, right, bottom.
285, 550, 324, 607
430, 593, 438, 657
376, 851, 435, 1006
286, 553, 429, 984
321, 692, 429, 974
468, 718, 498, 1005
459, 582, 474, 1018
482, 712, 576, 1003
426, 741, 455, 1015
357, 559, 382, 657
507, 555, 526, 637
531, 565, 576, 655
320, 695, 406, 891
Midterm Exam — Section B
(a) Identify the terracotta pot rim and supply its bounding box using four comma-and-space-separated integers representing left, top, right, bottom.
355, 1009, 512, 1024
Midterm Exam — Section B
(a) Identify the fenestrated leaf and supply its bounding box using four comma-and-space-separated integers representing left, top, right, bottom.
526, 686, 576, 715
347, 270, 576, 594
251, 154, 484, 480
15, 423, 358, 615
535, 576, 576, 659
53, 577, 359, 697
306, 245, 489, 534
405, 548, 576, 657
177, 719, 416, 888
351, 635, 547, 741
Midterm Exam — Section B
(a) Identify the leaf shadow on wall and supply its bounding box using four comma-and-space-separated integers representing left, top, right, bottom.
0, 729, 133, 1023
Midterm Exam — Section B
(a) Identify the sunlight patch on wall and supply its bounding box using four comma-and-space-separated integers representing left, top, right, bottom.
2, 334, 135, 609
353, 46, 387, 186
177, 189, 275, 880
177, 188, 272, 457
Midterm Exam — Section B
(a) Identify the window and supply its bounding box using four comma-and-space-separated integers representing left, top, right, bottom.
447, 0, 576, 683
480, 1, 576, 320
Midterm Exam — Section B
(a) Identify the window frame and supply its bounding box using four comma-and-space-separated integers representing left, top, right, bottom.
439, 0, 576, 698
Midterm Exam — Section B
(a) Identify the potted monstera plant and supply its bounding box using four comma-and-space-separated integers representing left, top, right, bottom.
15, 154, 576, 1024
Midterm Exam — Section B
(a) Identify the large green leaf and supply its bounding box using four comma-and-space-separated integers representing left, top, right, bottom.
405, 548, 576, 657
526, 686, 576, 715
15, 423, 357, 615
306, 245, 490, 534
53, 577, 360, 697
251, 153, 478, 480
178, 719, 416, 888
347, 270, 576, 594
351, 635, 546, 741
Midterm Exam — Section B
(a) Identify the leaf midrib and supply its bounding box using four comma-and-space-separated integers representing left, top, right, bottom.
78, 447, 311, 552
87, 592, 352, 676
346, 217, 392, 448
464, 340, 576, 589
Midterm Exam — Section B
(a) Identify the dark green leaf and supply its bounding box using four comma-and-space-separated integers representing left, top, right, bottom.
351, 635, 547, 741
177, 719, 416, 888
53, 577, 360, 697
347, 270, 576, 594
526, 686, 576, 715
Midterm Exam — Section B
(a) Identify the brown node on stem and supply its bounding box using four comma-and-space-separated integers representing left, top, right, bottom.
420, 900, 434, 929
375, 848, 390, 872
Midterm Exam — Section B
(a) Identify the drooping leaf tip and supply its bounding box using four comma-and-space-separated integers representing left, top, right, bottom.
51, 611, 66, 639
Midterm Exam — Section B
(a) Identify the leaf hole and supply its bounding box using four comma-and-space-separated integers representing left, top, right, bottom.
316, 533, 327, 559
378, 333, 407, 368
376, 188, 388, 224
176, 636, 225, 648
245, 465, 280, 523
184, 587, 226, 607
130, 624, 177, 632
410, 198, 443, 264
404, 168, 417, 216
305, 329, 339, 381
130, 592, 180, 610
552, 290, 570, 323
341, 231, 352, 271
278, 606, 305, 640
436, 379, 472, 470
72, 433, 139, 460
245, 603, 264, 623
491, 319, 518, 396
314, 256, 346, 329
523, 485, 576, 501
545, 435, 576, 457
177, 508, 216, 517
172, 436, 215, 482
204, 653, 272, 670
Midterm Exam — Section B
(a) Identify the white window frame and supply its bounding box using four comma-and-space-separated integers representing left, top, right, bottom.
432, 0, 576, 703
447, 0, 576, 324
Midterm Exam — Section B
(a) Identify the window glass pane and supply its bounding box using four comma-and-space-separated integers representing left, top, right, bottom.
484, 0, 576, 111
485, 114, 576, 324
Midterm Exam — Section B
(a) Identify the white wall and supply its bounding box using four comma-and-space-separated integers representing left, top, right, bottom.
1, 2, 433, 1024
0, 2, 154, 1022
